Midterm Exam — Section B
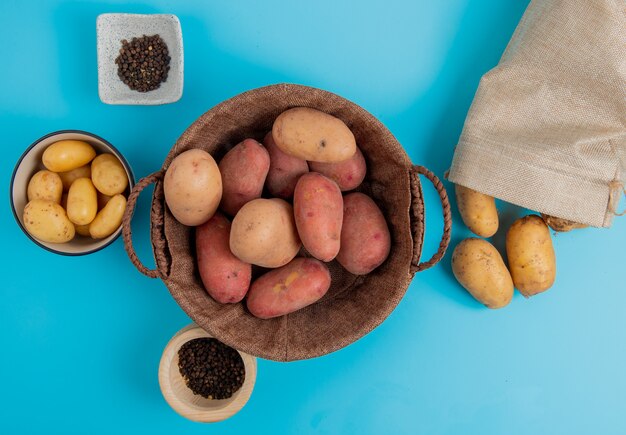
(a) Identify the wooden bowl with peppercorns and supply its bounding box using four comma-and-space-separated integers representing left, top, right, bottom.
158, 323, 257, 423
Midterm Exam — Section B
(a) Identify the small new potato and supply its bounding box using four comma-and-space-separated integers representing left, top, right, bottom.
246, 258, 331, 319
67, 177, 98, 225
451, 238, 514, 309
293, 173, 343, 262
42, 140, 96, 172
23, 199, 75, 243
89, 194, 127, 239
196, 212, 252, 304
272, 107, 357, 162
27, 170, 63, 203
263, 132, 309, 198
308, 146, 367, 191
219, 138, 270, 216
336, 193, 390, 275
455, 184, 498, 237
164, 149, 223, 226
506, 215, 556, 297
230, 198, 301, 268
58, 165, 91, 191
91, 153, 129, 196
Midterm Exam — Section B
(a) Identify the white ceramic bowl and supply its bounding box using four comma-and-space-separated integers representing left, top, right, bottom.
159, 324, 257, 423
10, 130, 135, 255
97, 13, 184, 105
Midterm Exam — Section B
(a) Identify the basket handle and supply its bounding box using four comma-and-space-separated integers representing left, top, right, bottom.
122, 170, 167, 279
410, 165, 452, 273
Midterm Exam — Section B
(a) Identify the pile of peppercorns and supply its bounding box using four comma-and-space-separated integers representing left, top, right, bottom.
115, 34, 170, 92
178, 338, 245, 400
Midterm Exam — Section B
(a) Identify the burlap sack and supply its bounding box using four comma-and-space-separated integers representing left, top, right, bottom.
122, 84, 451, 361
448, 0, 625, 227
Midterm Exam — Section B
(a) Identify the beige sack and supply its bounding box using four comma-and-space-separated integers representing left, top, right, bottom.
448, 0, 625, 227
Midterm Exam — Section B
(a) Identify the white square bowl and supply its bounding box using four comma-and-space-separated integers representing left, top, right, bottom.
97, 13, 184, 105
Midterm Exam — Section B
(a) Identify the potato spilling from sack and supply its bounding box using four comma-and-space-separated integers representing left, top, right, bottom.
451, 181, 562, 308
506, 215, 556, 297
452, 238, 513, 309
455, 184, 498, 238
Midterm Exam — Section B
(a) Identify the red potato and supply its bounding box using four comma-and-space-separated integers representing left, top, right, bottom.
293, 173, 343, 262
263, 132, 309, 198
219, 138, 270, 216
336, 192, 391, 275
246, 258, 331, 319
308, 146, 366, 191
196, 212, 252, 303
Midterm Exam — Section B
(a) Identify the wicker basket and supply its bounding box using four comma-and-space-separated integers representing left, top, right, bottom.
122, 84, 451, 361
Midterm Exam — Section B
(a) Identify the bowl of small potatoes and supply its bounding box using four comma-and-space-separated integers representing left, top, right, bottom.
10, 130, 134, 255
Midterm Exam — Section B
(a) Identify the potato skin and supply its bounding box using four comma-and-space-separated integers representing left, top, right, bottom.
246, 258, 331, 319
23, 199, 75, 243
230, 198, 301, 268
541, 214, 587, 232
293, 173, 343, 262
308, 146, 366, 191
66, 177, 98, 225
42, 140, 96, 172
455, 184, 498, 237
506, 215, 556, 297
272, 107, 357, 162
91, 154, 129, 196
164, 149, 223, 226
219, 138, 270, 216
196, 212, 252, 304
58, 165, 91, 191
89, 194, 127, 239
27, 170, 63, 203
263, 132, 309, 198
336, 193, 390, 275
451, 238, 513, 309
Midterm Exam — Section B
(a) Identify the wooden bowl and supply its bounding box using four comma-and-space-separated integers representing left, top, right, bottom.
158, 324, 257, 422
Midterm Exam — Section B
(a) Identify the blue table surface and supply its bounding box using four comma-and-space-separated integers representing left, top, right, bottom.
2, 1, 625, 434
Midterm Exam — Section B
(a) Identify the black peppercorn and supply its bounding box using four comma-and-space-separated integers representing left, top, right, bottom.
178, 338, 245, 400
115, 34, 171, 92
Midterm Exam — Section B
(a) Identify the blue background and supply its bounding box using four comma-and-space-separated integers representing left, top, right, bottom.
2, 1, 625, 434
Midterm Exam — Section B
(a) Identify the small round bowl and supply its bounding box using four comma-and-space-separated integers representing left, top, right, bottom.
10, 130, 135, 255
159, 324, 257, 423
